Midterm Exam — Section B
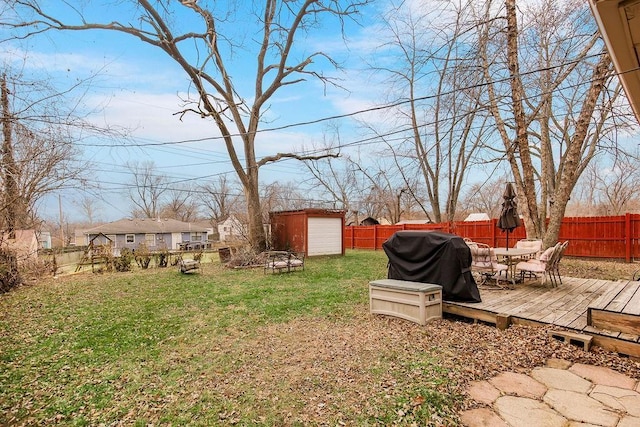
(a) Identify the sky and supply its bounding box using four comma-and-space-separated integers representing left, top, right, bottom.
2, 0, 638, 225
2, 0, 395, 223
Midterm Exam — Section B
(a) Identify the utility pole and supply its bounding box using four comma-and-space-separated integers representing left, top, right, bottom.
59, 194, 65, 247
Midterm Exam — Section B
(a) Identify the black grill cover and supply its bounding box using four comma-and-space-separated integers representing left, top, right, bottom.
382, 230, 481, 302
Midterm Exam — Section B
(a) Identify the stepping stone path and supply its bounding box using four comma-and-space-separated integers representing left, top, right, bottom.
461, 359, 640, 427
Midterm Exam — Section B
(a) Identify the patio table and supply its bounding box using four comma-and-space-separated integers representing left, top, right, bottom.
493, 247, 538, 285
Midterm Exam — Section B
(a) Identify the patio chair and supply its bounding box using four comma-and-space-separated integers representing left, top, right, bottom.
469, 242, 508, 287
515, 243, 562, 287
552, 241, 569, 285
515, 239, 543, 260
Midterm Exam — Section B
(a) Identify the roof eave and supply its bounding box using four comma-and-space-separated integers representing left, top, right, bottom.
590, 0, 640, 125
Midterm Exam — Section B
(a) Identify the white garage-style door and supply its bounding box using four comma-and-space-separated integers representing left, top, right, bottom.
307, 217, 343, 256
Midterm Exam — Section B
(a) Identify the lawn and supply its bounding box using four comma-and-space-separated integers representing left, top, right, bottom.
1, 250, 639, 426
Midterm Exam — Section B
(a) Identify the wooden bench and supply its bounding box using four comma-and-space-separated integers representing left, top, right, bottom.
369, 279, 442, 325
264, 251, 305, 274
177, 255, 200, 274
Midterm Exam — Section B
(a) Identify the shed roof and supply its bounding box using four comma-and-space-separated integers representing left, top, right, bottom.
395, 219, 432, 225
84, 218, 209, 235
464, 213, 490, 221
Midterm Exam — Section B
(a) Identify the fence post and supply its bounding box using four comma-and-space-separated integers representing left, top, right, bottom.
491, 218, 497, 247
626, 213, 631, 263
374, 225, 378, 250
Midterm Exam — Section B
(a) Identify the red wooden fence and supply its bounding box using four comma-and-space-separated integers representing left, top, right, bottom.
343, 214, 640, 262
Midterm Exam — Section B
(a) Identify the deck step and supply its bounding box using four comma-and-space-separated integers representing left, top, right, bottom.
548, 330, 592, 351
588, 309, 640, 336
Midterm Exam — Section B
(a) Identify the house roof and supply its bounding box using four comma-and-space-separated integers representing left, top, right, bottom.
464, 213, 490, 221
84, 218, 209, 235
395, 219, 432, 225
590, 0, 640, 124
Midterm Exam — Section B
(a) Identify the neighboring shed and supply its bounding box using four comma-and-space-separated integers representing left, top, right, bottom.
360, 216, 380, 226
270, 209, 345, 256
464, 213, 490, 222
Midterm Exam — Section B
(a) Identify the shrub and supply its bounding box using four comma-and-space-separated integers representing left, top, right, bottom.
134, 243, 152, 269
0, 248, 21, 293
114, 248, 134, 272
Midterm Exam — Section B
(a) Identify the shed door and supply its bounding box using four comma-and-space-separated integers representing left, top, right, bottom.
307, 217, 342, 256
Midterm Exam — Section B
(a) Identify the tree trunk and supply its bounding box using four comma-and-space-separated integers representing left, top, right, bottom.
244, 168, 267, 252
505, 0, 541, 239
2, 75, 19, 238
543, 53, 612, 248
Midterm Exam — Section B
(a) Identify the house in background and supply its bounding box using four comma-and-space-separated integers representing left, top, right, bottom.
217, 215, 246, 242
359, 216, 380, 226
395, 219, 432, 225
37, 231, 52, 249
83, 218, 209, 251
464, 213, 490, 222
1, 230, 39, 264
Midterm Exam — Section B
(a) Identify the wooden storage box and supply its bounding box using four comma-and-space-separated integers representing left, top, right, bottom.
369, 279, 442, 325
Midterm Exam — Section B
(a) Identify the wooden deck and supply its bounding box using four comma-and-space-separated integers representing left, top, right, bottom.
443, 277, 640, 358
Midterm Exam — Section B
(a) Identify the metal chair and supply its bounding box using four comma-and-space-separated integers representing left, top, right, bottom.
470, 242, 508, 287
516, 243, 562, 287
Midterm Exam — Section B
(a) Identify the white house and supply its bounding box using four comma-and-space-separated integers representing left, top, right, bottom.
217, 215, 246, 242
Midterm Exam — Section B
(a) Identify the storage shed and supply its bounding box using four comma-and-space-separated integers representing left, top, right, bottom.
270, 209, 345, 256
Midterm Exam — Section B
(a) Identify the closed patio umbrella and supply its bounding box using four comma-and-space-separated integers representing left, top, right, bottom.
497, 182, 521, 250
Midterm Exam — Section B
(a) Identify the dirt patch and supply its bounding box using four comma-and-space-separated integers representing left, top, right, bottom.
201, 312, 640, 425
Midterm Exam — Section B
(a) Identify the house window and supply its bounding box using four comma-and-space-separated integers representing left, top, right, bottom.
145, 234, 156, 247
190, 232, 203, 242
106, 234, 117, 247
126, 234, 135, 244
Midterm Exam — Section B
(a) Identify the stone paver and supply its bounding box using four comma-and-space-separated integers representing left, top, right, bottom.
545, 358, 572, 370
544, 389, 619, 426
495, 396, 566, 427
531, 367, 592, 393
462, 359, 640, 427
489, 372, 547, 399
567, 423, 604, 427
466, 380, 501, 405
569, 363, 637, 389
589, 384, 640, 417
618, 415, 640, 427
459, 408, 509, 427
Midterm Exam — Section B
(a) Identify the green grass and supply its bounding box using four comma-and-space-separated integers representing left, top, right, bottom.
0, 250, 464, 426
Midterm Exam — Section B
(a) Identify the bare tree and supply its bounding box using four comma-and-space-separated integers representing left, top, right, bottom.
199, 175, 241, 226
75, 195, 100, 225
363, 0, 489, 223
1, 73, 90, 233
461, 177, 509, 220
590, 156, 640, 215
160, 184, 199, 222
260, 182, 309, 218
127, 161, 167, 219
475, 0, 630, 247
4, 0, 363, 250
304, 153, 360, 222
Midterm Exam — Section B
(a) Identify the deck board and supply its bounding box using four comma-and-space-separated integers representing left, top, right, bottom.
444, 276, 640, 357
622, 282, 640, 315
605, 281, 640, 312
545, 279, 609, 328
